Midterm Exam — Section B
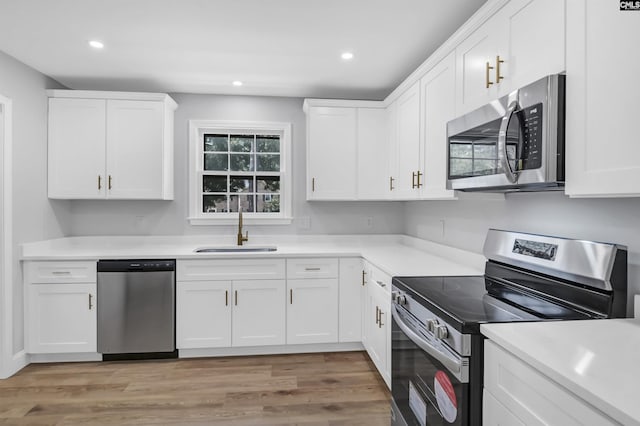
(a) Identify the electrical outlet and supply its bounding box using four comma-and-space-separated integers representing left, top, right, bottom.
365, 216, 374, 229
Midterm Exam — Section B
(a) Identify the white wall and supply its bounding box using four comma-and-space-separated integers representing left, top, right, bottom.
403, 192, 640, 312
66, 93, 404, 236
0, 51, 70, 361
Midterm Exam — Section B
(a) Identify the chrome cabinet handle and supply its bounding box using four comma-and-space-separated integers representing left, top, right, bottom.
389, 176, 395, 191
411, 172, 417, 189
498, 98, 520, 184
416, 171, 423, 188
362, 270, 367, 286
235, 290, 238, 306
304, 267, 321, 271
98, 175, 102, 190
375, 280, 386, 288
379, 310, 384, 328
290, 289, 293, 305
108, 175, 112, 190
375, 306, 380, 325
52, 271, 71, 275
88, 294, 93, 310
225, 290, 228, 306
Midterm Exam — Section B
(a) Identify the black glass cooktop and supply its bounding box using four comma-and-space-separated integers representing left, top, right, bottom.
393, 275, 591, 334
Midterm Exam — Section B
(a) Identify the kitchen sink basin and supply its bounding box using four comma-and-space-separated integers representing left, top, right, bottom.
194, 246, 277, 253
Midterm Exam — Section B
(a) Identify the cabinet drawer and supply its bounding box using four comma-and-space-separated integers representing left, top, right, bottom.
369, 264, 391, 292
484, 340, 617, 426
177, 259, 286, 281
286, 258, 339, 279
26, 261, 97, 284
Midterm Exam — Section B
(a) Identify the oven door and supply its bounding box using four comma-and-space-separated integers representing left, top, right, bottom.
391, 304, 470, 426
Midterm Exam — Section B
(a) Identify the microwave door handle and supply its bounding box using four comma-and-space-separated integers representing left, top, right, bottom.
392, 305, 468, 383
498, 98, 520, 184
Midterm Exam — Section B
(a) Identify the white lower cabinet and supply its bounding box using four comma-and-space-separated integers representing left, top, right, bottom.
232, 280, 286, 347
483, 340, 617, 426
287, 278, 338, 344
27, 283, 97, 353
363, 265, 392, 387
176, 281, 232, 349
177, 279, 285, 349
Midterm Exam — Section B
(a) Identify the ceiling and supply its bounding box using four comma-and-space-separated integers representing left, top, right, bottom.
0, 0, 487, 99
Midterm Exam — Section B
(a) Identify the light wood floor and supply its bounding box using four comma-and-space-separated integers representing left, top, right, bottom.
0, 351, 391, 425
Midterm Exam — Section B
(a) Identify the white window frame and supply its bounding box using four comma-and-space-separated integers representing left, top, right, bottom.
188, 120, 292, 225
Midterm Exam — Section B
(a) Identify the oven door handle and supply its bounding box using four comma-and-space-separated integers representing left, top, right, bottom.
392, 305, 469, 383
498, 95, 520, 184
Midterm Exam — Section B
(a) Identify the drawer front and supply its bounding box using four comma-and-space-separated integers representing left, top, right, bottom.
369, 264, 391, 292
286, 258, 339, 279
26, 261, 97, 284
484, 341, 617, 426
177, 259, 286, 281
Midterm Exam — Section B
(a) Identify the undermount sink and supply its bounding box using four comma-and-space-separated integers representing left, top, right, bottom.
194, 246, 277, 253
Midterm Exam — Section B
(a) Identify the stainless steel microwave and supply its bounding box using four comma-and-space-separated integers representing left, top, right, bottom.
446, 74, 565, 192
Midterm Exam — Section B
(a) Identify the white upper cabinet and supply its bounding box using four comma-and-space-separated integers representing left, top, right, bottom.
357, 108, 390, 200
48, 98, 107, 199
305, 106, 357, 200
498, 0, 565, 94
106, 100, 169, 199
47, 90, 177, 200
565, 0, 640, 197
420, 51, 457, 199
456, 0, 565, 115
391, 82, 422, 199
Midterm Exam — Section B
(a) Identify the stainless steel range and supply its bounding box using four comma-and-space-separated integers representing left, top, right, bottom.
390, 229, 627, 425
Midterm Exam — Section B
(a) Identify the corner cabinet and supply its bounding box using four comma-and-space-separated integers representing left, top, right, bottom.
24, 261, 98, 354
47, 90, 177, 200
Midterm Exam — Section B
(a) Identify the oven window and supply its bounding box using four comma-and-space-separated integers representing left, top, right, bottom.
391, 313, 468, 425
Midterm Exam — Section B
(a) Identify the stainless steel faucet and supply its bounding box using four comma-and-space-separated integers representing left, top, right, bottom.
237, 206, 248, 246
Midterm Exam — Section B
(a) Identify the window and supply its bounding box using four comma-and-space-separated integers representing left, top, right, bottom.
188, 120, 292, 225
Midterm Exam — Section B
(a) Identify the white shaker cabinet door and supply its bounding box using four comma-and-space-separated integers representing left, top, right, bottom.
393, 82, 422, 199
176, 281, 232, 349
232, 280, 286, 347
306, 107, 357, 200
27, 283, 97, 353
287, 278, 339, 345
565, 0, 640, 196
48, 98, 106, 199
357, 108, 390, 200
106, 100, 165, 199
497, 0, 565, 95
420, 51, 457, 199
455, 15, 502, 115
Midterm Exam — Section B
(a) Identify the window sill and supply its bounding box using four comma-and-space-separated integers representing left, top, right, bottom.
188, 217, 293, 226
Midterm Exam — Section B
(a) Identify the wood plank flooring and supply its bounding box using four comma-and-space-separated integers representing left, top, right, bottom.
0, 351, 391, 425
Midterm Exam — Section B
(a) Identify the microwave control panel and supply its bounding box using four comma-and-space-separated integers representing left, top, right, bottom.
517, 102, 543, 170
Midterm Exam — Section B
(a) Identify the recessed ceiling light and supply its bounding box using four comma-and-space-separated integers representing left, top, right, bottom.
341, 52, 354, 60
232, 81, 243, 87
88, 40, 104, 49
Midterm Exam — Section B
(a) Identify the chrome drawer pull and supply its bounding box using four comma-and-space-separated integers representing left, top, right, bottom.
304, 267, 321, 271
52, 271, 72, 275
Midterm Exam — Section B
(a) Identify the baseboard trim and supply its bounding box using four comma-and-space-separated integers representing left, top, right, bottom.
0, 350, 28, 379
178, 342, 364, 358
29, 353, 102, 364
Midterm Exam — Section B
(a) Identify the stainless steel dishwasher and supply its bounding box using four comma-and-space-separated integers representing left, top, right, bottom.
97, 260, 177, 360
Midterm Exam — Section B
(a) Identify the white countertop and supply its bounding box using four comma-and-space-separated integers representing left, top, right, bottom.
481, 319, 640, 426
20, 234, 485, 277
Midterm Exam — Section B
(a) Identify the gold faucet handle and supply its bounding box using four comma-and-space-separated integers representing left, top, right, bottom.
243, 231, 249, 241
